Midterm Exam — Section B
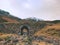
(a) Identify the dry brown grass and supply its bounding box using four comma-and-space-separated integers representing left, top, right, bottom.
34, 23, 60, 37
32, 41, 53, 45
2, 16, 19, 23
0, 33, 18, 39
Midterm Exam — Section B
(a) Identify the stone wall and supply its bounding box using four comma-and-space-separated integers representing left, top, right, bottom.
0, 22, 46, 36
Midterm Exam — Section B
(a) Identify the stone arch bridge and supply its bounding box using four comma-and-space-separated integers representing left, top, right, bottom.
0, 22, 46, 36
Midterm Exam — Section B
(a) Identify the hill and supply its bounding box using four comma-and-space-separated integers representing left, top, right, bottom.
0, 9, 21, 23
34, 22, 60, 38
0, 9, 60, 39
0, 9, 60, 45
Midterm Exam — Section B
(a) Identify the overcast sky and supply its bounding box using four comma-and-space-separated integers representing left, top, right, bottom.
0, 0, 60, 20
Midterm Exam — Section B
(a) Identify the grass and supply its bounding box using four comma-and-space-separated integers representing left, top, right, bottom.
34, 23, 60, 38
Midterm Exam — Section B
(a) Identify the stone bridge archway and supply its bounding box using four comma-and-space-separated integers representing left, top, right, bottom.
20, 24, 30, 35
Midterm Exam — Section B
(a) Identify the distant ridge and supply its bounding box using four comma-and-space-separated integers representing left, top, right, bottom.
0, 9, 21, 23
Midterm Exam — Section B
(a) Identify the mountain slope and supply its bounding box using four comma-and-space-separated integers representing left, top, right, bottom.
34, 23, 60, 38
0, 9, 21, 23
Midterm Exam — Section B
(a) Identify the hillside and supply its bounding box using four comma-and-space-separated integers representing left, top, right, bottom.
34, 23, 60, 38
0, 9, 60, 45
0, 9, 60, 37
0, 9, 21, 23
